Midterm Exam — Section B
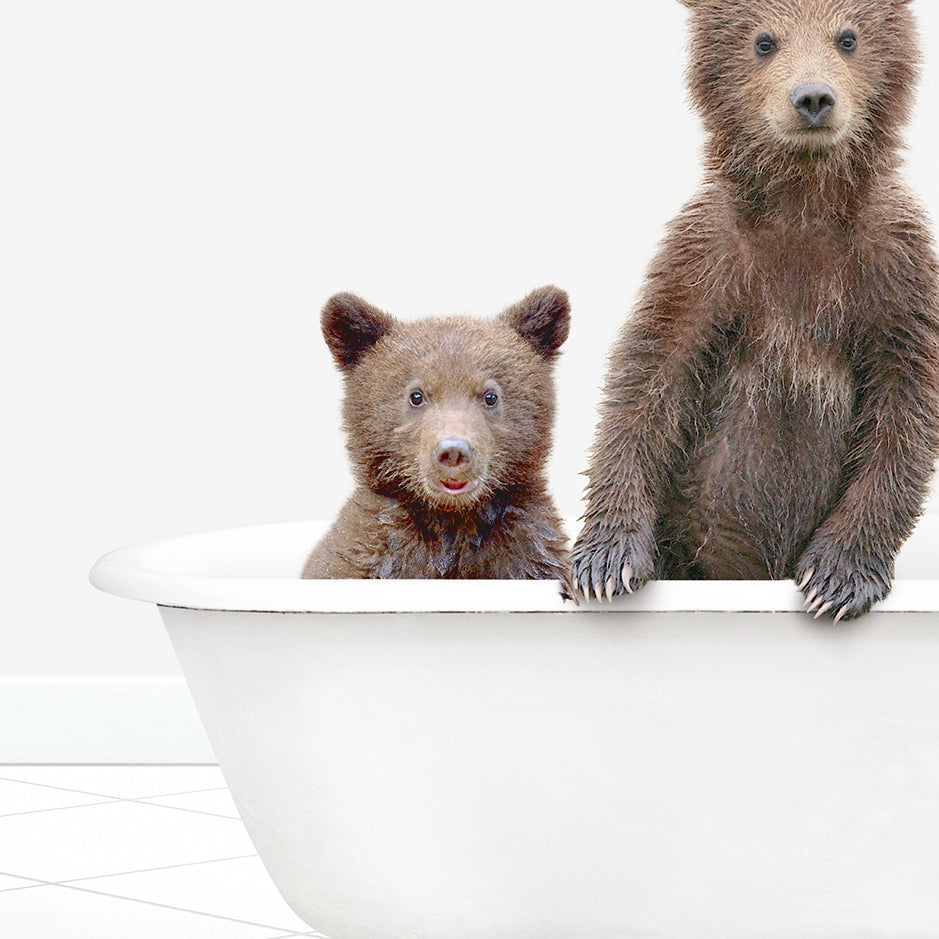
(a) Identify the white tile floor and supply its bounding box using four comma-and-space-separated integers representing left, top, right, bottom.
0, 765, 330, 938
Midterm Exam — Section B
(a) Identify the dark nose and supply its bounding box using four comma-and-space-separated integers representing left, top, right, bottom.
790, 82, 837, 126
435, 437, 473, 468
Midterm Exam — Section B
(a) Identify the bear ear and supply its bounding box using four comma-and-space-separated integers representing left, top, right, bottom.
321, 293, 395, 370
500, 285, 571, 358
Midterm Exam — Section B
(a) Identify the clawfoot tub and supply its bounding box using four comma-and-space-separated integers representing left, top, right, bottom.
90, 516, 939, 939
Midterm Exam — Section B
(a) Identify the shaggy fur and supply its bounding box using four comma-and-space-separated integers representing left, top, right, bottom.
571, 0, 939, 618
302, 287, 571, 583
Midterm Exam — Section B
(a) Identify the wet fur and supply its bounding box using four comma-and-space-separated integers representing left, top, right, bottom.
302, 287, 571, 584
572, 0, 939, 617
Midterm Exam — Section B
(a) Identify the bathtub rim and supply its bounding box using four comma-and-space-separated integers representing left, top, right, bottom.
89, 519, 939, 614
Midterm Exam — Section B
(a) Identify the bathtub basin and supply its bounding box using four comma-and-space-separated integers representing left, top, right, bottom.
90, 516, 939, 939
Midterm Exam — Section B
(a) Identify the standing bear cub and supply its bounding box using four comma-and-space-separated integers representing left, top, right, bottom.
302, 287, 571, 583
572, 0, 939, 618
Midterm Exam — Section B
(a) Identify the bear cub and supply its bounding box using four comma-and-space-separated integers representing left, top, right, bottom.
302, 287, 571, 583
572, 0, 939, 618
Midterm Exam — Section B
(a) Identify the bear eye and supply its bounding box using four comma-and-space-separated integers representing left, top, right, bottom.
754, 34, 776, 57
408, 390, 424, 407
483, 390, 499, 407
837, 30, 857, 53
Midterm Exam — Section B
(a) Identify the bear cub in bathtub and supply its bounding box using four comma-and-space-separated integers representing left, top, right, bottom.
571, 0, 939, 619
301, 287, 571, 583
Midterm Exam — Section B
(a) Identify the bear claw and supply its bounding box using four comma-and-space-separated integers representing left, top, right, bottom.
622, 564, 634, 594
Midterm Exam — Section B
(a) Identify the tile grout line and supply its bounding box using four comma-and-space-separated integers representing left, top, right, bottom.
263, 933, 330, 938
0, 854, 259, 893
0, 775, 133, 801
0, 798, 123, 818
249, 933, 325, 939
234, 930, 329, 939
128, 798, 242, 820
55, 880, 310, 934
0, 774, 228, 802
127, 786, 229, 799
0, 883, 50, 894
0, 871, 51, 893
50, 853, 260, 886
0, 795, 241, 821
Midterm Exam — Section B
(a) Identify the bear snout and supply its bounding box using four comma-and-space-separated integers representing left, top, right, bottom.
435, 437, 474, 468
789, 82, 837, 126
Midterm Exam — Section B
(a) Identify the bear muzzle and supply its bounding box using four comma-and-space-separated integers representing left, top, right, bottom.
431, 436, 481, 496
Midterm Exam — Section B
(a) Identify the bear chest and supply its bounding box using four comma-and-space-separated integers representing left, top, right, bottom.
373, 503, 513, 578
728, 310, 855, 425
720, 223, 859, 423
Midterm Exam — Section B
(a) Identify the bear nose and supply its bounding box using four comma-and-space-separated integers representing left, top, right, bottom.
790, 82, 837, 126
435, 437, 473, 468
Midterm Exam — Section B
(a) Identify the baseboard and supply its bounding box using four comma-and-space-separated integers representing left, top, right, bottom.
0, 677, 215, 764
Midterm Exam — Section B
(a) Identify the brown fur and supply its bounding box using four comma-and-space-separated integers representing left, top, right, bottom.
302, 287, 572, 584
571, 0, 939, 617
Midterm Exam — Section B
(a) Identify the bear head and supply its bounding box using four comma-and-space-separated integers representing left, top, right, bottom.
677, 0, 920, 182
320, 286, 570, 514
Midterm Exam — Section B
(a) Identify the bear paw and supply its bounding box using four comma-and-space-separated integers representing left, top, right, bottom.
570, 525, 655, 602
795, 539, 892, 622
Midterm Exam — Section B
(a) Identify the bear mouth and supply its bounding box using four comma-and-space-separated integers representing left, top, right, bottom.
794, 124, 836, 137
782, 122, 844, 151
433, 478, 480, 496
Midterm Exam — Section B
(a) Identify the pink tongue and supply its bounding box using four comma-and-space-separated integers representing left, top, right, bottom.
441, 479, 467, 492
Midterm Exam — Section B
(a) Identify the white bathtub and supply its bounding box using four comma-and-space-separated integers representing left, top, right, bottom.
90, 516, 939, 939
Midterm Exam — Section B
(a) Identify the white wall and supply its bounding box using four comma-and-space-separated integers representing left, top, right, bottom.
4, 1, 939, 701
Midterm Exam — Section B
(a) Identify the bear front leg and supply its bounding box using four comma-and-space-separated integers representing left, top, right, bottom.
572, 302, 716, 601
796, 296, 939, 620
